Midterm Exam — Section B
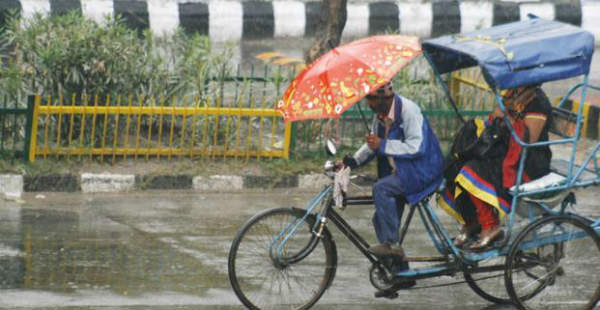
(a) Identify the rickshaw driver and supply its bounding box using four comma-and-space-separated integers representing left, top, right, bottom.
341, 82, 445, 265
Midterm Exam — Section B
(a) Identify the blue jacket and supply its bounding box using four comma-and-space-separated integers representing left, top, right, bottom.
353, 95, 444, 204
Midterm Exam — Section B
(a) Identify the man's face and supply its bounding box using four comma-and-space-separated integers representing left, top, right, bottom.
366, 94, 393, 115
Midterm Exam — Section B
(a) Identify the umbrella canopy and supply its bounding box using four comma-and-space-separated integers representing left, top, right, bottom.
277, 35, 422, 122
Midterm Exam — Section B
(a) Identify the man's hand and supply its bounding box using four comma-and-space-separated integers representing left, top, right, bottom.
342, 154, 358, 169
366, 134, 381, 151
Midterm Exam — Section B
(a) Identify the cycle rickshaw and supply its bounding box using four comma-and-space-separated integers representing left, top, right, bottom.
228, 17, 600, 310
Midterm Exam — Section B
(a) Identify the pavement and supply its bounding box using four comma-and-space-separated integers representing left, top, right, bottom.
0, 185, 598, 310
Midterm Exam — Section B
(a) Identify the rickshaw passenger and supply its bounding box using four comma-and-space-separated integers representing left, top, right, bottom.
439, 85, 553, 250
342, 82, 444, 260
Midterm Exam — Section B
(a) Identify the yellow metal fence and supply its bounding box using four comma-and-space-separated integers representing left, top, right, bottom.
29, 94, 292, 163
449, 67, 496, 111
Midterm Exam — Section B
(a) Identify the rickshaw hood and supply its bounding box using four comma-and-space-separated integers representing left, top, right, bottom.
422, 17, 594, 90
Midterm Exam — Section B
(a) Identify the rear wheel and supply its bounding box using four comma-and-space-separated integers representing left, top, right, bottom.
505, 215, 600, 310
464, 257, 512, 304
228, 207, 337, 310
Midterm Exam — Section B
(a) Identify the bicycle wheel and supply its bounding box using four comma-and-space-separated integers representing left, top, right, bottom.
464, 256, 512, 304
505, 215, 600, 310
228, 207, 337, 310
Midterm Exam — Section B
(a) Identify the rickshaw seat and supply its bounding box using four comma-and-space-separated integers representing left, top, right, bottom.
510, 157, 597, 217
510, 173, 568, 217
509, 172, 566, 194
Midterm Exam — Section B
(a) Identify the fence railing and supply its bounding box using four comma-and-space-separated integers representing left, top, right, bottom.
448, 67, 495, 114
29, 94, 292, 163
1, 65, 498, 163
0, 96, 34, 162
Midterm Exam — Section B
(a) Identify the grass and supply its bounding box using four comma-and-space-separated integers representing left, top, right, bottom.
0, 156, 341, 177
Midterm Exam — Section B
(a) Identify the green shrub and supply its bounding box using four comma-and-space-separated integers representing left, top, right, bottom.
0, 11, 227, 105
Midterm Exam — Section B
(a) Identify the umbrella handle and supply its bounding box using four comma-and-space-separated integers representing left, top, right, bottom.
356, 102, 372, 133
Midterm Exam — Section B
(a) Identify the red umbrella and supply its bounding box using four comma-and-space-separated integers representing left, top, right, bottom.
277, 35, 422, 122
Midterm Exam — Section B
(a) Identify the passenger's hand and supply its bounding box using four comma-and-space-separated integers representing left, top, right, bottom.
366, 134, 381, 150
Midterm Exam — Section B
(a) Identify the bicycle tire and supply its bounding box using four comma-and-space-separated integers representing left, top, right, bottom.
464, 257, 512, 304
505, 214, 600, 310
228, 207, 337, 310
464, 251, 549, 305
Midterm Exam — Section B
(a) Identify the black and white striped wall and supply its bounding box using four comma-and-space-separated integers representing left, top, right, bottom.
1, 0, 599, 42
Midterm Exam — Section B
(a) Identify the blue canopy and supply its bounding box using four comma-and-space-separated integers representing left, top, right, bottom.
422, 17, 595, 90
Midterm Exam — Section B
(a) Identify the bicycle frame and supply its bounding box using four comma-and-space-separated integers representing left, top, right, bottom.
273, 183, 510, 280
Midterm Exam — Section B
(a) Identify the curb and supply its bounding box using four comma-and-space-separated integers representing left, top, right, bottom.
0, 172, 334, 197
2, 1, 597, 43
24, 174, 80, 192
0, 174, 23, 199
562, 98, 600, 140
81, 173, 135, 193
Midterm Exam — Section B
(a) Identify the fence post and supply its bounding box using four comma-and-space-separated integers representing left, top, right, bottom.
23, 95, 35, 163
448, 72, 460, 104
26, 95, 40, 163
283, 121, 296, 160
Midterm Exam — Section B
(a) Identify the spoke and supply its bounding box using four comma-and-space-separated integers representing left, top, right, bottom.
231, 209, 330, 310
509, 217, 600, 310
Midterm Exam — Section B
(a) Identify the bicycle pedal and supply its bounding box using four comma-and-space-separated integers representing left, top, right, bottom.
374, 290, 399, 299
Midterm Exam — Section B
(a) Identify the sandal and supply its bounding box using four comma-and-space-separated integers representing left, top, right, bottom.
453, 224, 481, 248
453, 232, 469, 247
469, 228, 504, 251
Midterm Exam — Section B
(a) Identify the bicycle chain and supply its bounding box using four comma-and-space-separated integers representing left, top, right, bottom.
400, 273, 504, 290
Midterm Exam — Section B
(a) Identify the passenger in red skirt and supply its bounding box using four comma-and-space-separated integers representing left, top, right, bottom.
438, 85, 552, 250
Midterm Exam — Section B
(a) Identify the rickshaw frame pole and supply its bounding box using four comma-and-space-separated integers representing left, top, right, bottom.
423, 53, 466, 124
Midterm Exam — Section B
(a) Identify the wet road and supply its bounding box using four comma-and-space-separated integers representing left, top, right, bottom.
0, 187, 598, 310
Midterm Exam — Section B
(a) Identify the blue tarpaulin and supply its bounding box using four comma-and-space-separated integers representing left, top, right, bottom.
422, 17, 595, 90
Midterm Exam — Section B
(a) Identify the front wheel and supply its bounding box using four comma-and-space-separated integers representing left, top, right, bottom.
505, 215, 600, 310
228, 207, 337, 310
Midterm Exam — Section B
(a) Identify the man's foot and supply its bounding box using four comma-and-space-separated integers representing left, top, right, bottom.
469, 227, 504, 251
368, 243, 405, 257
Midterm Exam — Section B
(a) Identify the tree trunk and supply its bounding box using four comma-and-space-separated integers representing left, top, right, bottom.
305, 0, 347, 63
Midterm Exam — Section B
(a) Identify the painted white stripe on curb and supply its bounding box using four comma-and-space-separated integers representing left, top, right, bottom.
20, 0, 50, 20
343, 3, 369, 38
147, 0, 179, 36
0, 243, 23, 257
0, 175, 23, 199
81, 173, 135, 193
460, 2, 493, 33
399, 2, 432, 38
520, 3, 554, 21
298, 174, 330, 190
193, 175, 243, 191
273, 1, 305, 38
583, 2, 600, 43
209, 1, 243, 42
82, 0, 114, 25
